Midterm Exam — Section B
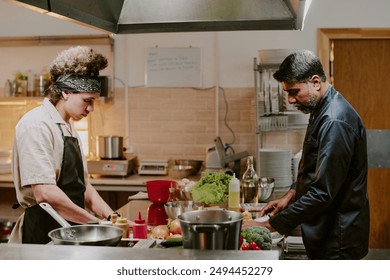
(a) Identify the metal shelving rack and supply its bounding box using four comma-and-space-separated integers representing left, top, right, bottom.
253, 56, 285, 175
253, 49, 308, 175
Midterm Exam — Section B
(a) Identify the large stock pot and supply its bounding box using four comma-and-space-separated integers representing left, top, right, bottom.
96, 136, 124, 159
178, 209, 243, 250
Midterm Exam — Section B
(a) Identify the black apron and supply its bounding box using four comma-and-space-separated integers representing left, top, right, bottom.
22, 124, 86, 244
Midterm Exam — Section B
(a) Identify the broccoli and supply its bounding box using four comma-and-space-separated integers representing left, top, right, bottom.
241, 226, 272, 250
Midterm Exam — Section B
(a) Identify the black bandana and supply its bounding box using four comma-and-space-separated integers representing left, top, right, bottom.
55, 74, 101, 94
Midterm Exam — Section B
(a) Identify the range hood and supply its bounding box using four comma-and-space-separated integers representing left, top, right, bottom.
11, 0, 312, 34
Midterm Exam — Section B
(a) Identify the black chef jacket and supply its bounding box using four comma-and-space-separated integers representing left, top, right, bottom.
270, 86, 370, 260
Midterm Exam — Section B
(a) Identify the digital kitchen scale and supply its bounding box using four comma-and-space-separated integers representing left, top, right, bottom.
138, 159, 168, 175
87, 156, 137, 177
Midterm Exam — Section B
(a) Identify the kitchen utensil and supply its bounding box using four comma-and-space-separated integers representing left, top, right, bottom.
146, 180, 177, 204
258, 177, 275, 202
240, 203, 267, 212
138, 159, 168, 175
147, 203, 168, 226
39, 202, 123, 246
178, 209, 243, 250
0, 218, 14, 243
96, 135, 124, 159
87, 156, 137, 177
168, 164, 193, 179
164, 201, 204, 219
173, 159, 204, 175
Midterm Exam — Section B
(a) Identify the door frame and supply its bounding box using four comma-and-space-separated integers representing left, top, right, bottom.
317, 28, 390, 80
317, 28, 390, 248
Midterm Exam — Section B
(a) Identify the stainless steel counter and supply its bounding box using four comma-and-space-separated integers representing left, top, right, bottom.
0, 243, 280, 260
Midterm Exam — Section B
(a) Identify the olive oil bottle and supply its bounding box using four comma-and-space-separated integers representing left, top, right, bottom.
241, 156, 259, 203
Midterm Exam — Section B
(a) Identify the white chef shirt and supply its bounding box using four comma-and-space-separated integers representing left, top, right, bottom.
12, 98, 89, 208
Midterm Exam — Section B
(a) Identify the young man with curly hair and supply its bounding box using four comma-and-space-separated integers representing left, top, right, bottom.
10, 46, 117, 244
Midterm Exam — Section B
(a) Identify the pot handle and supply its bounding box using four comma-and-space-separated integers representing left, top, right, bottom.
39, 202, 72, 228
191, 224, 225, 233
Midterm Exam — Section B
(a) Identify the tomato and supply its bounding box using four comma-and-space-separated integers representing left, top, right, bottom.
249, 242, 258, 250
241, 244, 250, 250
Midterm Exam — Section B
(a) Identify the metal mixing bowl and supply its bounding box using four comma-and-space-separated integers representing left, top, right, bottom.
258, 177, 275, 202
164, 201, 204, 219
173, 159, 203, 175
168, 164, 193, 179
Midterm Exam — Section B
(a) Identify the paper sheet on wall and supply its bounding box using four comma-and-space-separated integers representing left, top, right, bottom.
145, 47, 201, 87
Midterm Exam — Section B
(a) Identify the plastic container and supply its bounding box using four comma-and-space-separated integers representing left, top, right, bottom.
132, 212, 147, 239
114, 217, 129, 238
4, 80, 13, 97
228, 173, 240, 210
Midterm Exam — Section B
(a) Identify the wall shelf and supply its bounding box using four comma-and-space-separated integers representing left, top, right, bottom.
0, 35, 115, 100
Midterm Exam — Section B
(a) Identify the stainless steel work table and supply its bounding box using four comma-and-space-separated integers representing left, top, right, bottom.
0, 243, 280, 260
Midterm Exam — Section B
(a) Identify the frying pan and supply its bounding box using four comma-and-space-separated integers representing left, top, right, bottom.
39, 202, 124, 246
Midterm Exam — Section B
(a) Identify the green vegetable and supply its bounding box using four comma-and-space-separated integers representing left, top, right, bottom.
160, 237, 183, 248
190, 171, 232, 204
241, 226, 272, 250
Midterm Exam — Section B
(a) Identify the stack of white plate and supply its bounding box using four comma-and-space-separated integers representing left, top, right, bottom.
284, 236, 305, 253
292, 150, 302, 181
0, 149, 11, 174
259, 148, 292, 188
285, 110, 310, 128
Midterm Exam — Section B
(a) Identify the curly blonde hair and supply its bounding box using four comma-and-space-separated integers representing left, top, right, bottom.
48, 46, 108, 103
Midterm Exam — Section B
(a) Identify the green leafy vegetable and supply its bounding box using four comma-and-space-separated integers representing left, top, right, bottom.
190, 171, 232, 204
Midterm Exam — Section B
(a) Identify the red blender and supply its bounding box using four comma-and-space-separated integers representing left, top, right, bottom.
146, 180, 177, 226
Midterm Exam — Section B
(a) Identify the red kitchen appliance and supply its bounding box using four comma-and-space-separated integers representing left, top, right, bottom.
147, 203, 168, 226
146, 180, 176, 226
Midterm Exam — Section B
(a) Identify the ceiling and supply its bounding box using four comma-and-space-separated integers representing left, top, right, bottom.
11, 0, 312, 34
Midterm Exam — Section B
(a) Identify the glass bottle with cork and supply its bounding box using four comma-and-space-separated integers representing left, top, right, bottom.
241, 156, 259, 203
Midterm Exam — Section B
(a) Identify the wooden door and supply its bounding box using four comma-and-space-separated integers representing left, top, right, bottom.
332, 38, 390, 248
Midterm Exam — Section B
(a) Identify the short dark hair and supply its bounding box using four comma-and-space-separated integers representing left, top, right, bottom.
273, 50, 327, 83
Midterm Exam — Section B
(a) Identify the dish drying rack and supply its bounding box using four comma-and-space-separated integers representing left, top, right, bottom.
259, 114, 288, 131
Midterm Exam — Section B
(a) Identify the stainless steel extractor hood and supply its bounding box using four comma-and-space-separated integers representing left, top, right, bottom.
11, 0, 312, 34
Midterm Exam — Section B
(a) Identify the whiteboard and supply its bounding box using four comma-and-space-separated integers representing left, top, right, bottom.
145, 47, 201, 87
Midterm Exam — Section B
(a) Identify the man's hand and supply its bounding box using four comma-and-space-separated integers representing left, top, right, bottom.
259, 189, 296, 217
242, 219, 275, 232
